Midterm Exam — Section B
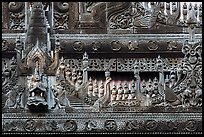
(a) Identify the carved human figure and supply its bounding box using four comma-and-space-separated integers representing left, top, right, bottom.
93, 79, 98, 97
117, 81, 123, 100
52, 84, 69, 109
65, 64, 72, 81
130, 80, 136, 99
111, 82, 117, 101
123, 81, 130, 100
99, 80, 104, 98
88, 77, 93, 97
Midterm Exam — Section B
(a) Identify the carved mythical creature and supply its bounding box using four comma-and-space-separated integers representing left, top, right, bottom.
109, 2, 181, 29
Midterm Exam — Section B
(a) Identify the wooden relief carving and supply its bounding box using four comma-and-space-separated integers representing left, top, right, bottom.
2, 2, 202, 134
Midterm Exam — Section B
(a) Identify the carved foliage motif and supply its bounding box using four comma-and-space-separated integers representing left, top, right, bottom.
167, 41, 178, 50
104, 120, 117, 132
111, 40, 122, 51
173, 40, 202, 107
84, 2, 97, 13
85, 120, 97, 132
167, 5, 202, 108
63, 120, 77, 132
185, 120, 198, 132
124, 119, 200, 132
8, 2, 25, 30
24, 119, 36, 132
144, 120, 158, 131
65, 58, 116, 72
72, 41, 84, 51
54, 2, 69, 30
45, 120, 58, 132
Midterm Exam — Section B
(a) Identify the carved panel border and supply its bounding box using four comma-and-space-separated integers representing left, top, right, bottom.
2, 113, 202, 134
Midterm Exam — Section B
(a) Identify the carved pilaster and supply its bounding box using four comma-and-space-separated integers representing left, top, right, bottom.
82, 52, 89, 85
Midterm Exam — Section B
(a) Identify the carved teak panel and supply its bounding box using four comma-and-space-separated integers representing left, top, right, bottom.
2, 2, 202, 134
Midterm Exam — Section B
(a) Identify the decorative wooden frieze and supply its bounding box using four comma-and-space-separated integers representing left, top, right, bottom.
2, 2, 202, 134
2, 113, 202, 133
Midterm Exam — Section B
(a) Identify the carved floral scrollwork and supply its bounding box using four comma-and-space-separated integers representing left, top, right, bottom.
72, 41, 84, 51
3, 121, 23, 132
104, 120, 117, 132
111, 41, 122, 51
127, 41, 139, 51
92, 41, 101, 51
8, 2, 25, 30
109, 12, 133, 29
54, 12, 69, 30
185, 120, 198, 132
45, 120, 58, 132
8, 2, 24, 13
63, 120, 77, 132
85, 120, 97, 132
54, 2, 69, 30
54, 2, 69, 13
167, 41, 178, 50
24, 119, 36, 132
144, 120, 158, 131
175, 40, 202, 107
182, 40, 202, 65
125, 120, 140, 131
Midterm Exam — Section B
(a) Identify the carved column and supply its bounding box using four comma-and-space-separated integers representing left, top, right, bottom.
156, 55, 165, 98
134, 61, 141, 96
82, 52, 89, 86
